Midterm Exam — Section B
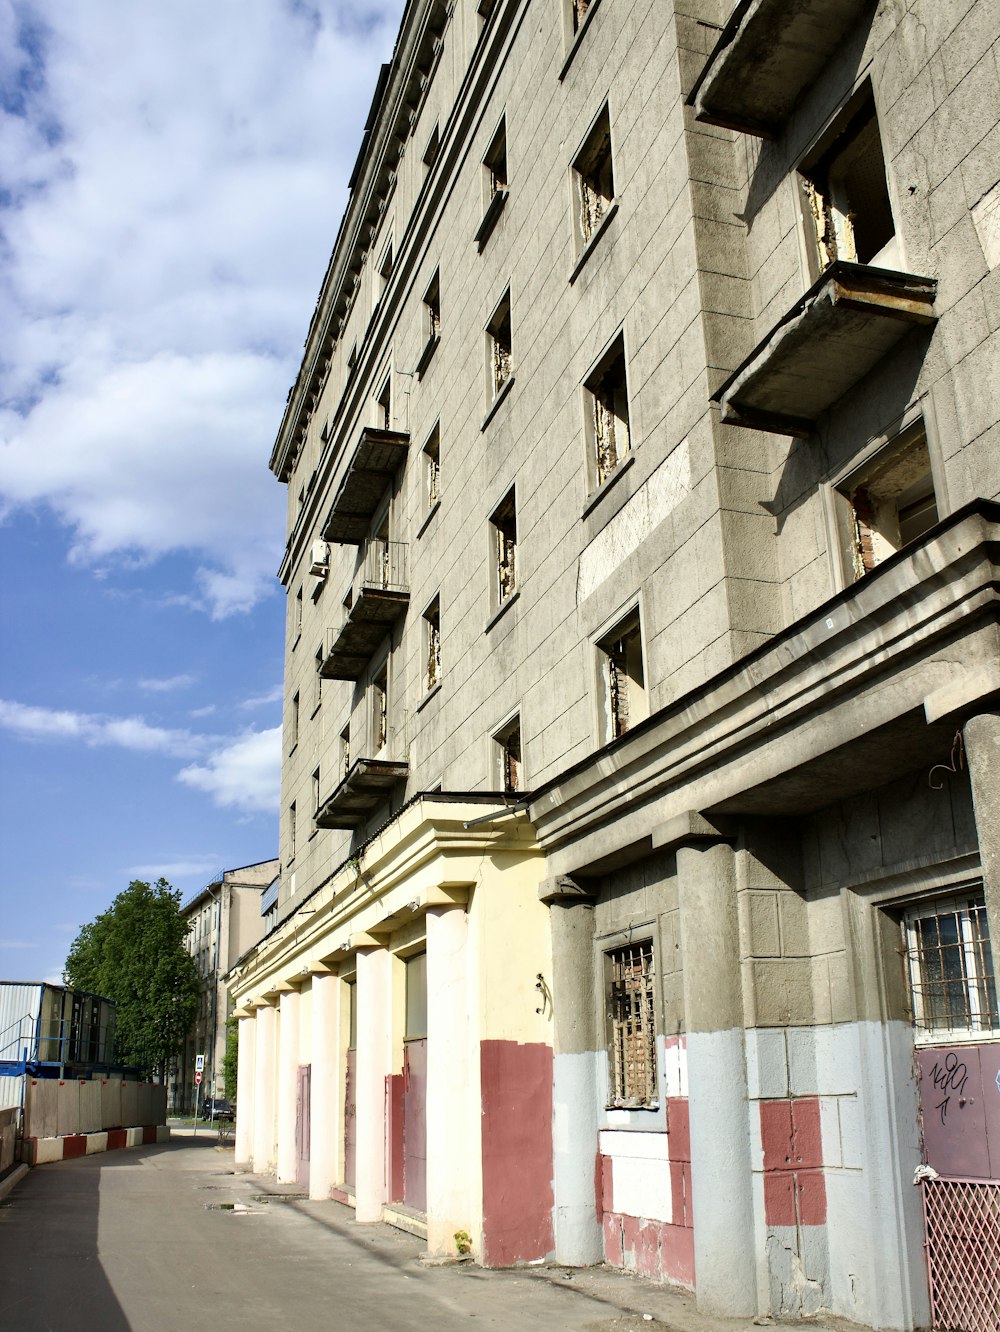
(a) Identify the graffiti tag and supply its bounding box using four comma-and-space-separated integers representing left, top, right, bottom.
929, 1052, 968, 1126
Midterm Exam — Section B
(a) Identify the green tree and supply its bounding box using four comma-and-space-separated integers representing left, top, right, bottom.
65, 879, 199, 1080
221, 1015, 239, 1100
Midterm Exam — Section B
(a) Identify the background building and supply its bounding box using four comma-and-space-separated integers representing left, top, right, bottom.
173, 859, 277, 1112
229, 0, 999, 1327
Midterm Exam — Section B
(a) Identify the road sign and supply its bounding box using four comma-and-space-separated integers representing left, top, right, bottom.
195, 1054, 205, 1073
195, 1070, 203, 1086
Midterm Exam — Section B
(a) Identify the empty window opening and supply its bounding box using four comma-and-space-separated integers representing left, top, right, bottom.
372, 665, 389, 753
598, 611, 647, 741
424, 597, 441, 692
339, 724, 351, 779
574, 105, 614, 248
571, 0, 590, 34
290, 691, 300, 751
422, 123, 440, 170
313, 645, 324, 712
347, 342, 358, 376
484, 119, 507, 201
424, 270, 441, 340
490, 488, 517, 606
494, 714, 522, 793
487, 290, 512, 400
586, 336, 630, 487
377, 237, 394, 303
904, 893, 998, 1043
405, 952, 428, 1040
801, 93, 897, 269
607, 940, 657, 1107
376, 374, 392, 430
312, 766, 321, 815
837, 426, 938, 579
288, 801, 298, 860
294, 586, 304, 637
423, 423, 441, 510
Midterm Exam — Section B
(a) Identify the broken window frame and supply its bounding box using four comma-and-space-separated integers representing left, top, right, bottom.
606, 939, 658, 1109
486, 289, 513, 402
312, 766, 321, 816
596, 609, 647, 743
573, 104, 615, 251
376, 373, 392, 430
423, 269, 441, 341
493, 713, 522, 793
904, 891, 999, 1046
288, 801, 298, 861
312, 645, 324, 715
371, 663, 389, 754
484, 117, 508, 201
422, 422, 441, 513
424, 596, 442, 694
490, 487, 517, 609
289, 691, 300, 752
799, 86, 898, 273
339, 724, 351, 780
584, 333, 631, 490
831, 420, 939, 583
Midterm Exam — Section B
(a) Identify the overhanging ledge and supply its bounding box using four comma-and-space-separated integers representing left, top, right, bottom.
714, 262, 936, 435
321, 427, 410, 545
689, 0, 875, 139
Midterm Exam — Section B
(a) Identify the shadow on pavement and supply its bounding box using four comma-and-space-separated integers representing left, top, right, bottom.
0, 1154, 133, 1331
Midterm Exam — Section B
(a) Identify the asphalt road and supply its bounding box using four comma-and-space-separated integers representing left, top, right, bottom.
0, 1136, 689, 1332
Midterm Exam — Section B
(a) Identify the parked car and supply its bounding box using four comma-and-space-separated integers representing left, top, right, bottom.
200, 1097, 235, 1121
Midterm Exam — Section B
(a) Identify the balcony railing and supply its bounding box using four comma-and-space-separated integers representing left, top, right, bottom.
320, 541, 410, 680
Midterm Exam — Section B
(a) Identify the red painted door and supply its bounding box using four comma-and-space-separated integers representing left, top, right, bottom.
344, 1048, 357, 1190
295, 1064, 311, 1190
403, 1038, 427, 1212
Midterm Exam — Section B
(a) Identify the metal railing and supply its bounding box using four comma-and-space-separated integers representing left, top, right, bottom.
922, 1176, 1000, 1332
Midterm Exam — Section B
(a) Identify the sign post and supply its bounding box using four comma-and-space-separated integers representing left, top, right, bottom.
193, 1054, 205, 1138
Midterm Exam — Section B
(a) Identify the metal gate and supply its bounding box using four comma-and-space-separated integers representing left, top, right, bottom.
922, 1178, 1000, 1332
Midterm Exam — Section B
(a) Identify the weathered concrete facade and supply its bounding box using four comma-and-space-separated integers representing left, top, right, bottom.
230, 0, 999, 1324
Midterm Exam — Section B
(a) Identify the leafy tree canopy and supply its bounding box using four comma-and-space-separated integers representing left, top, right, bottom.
65, 878, 199, 1079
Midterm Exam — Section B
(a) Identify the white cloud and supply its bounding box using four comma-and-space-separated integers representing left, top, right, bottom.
0, 698, 208, 758
137, 674, 196, 693
178, 726, 281, 814
239, 684, 284, 710
0, 0, 403, 617
126, 858, 221, 880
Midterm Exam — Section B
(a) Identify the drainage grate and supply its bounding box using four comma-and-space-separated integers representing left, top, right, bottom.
251, 1193, 308, 1204
922, 1177, 1000, 1331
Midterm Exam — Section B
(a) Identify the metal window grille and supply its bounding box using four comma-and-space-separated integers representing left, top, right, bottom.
905, 894, 999, 1042
608, 940, 657, 1107
922, 1177, 1000, 1332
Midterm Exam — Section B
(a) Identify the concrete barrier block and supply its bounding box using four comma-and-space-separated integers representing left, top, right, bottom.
85, 1131, 109, 1155
63, 1135, 87, 1159
156, 1125, 170, 1143
121, 1081, 139, 1127
79, 1080, 102, 1134
24, 1079, 58, 1140
34, 1137, 63, 1164
101, 1079, 123, 1130
56, 1082, 80, 1138
137, 1083, 154, 1126
107, 1128, 127, 1151
126, 1127, 143, 1148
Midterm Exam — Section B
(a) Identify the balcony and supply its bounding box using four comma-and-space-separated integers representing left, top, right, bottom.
714, 262, 937, 436
320, 541, 410, 681
315, 756, 409, 829
322, 427, 410, 545
690, 0, 873, 139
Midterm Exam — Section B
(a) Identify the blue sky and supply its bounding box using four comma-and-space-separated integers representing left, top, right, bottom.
0, 0, 403, 982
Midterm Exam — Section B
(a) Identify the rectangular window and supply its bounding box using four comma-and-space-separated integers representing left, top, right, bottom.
313, 645, 324, 712
424, 596, 441, 692
422, 122, 440, 171
340, 724, 351, 779
294, 586, 303, 638
484, 118, 507, 199
597, 610, 647, 741
423, 422, 441, 511
376, 236, 394, 307
585, 334, 631, 488
288, 801, 297, 860
905, 893, 998, 1043
494, 714, 522, 792
486, 289, 512, 401
312, 766, 321, 815
570, 0, 590, 34
490, 488, 517, 607
801, 89, 898, 270
290, 691, 300, 751
405, 952, 428, 1040
835, 423, 938, 580
372, 664, 388, 752
424, 270, 441, 339
376, 374, 392, 430
574, 104, 614, 250
607, 940, 657, 1107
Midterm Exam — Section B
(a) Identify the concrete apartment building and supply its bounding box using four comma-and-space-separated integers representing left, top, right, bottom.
228, 0, 999, 1326
173, 860, 277, 1112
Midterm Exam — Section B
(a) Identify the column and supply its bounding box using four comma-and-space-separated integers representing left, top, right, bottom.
425, 904, 469, 1253
234, 1013, 256, 1168
676, 837, 756, 1317
310, 970, 342, 1201
541, 879, 603, 1266
963, 712, 1000, 979
276, 988, 300, 1183
252, 1001, 278, 1173
354, 944, 392, 1222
